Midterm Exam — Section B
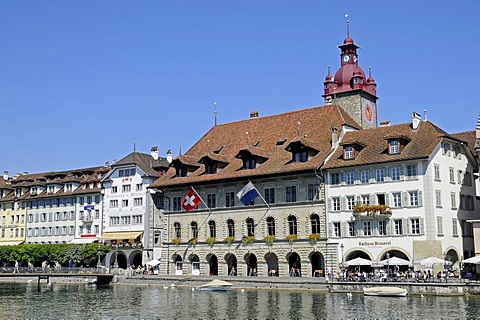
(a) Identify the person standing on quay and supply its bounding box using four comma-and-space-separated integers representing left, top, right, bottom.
14, 260, 19, 273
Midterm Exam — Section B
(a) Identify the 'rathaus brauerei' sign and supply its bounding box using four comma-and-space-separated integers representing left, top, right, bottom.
1, 224, 18, 229
359, 241, 392, 246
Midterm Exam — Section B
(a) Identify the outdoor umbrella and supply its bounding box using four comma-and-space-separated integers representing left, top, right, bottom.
345, 257, 372, 266
379, 256, 411, 266
463, 256, 480, 264
414, 256, 452, 266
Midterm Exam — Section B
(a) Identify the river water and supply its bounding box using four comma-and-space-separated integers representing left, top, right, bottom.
1, 282, 480, 319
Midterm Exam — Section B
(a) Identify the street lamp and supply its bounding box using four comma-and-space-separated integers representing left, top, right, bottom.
386, 252, 390, 281
340, 243, 344, 268
444, 251, 448, 283
97, 242, 101, 269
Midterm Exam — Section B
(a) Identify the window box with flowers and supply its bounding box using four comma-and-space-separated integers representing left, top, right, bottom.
308, 233, 320, 245
242, 236, 255, 246
263, 235, 275, 246
172, 238, 181, 245
188, 238, 198, 246
286, 234, 298, 245
206, 237, 216, 247
353, 204, 392, 219
224, 236, 235, 245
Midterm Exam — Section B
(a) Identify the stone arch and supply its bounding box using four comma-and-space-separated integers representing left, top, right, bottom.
110, 251, 128, 269
242, 215, 257, 238
206, 253, 219, 276
172, 253, 183, 275
264, 252, 279, 276
307, 212, 321, 235
378, 247, 412, 262
244, 252, 258, 276
189, 220, 199, 240
223, 216, 238, 239
286, 251, 301, 277
445, 247, 460, 268
225, 253, 238, 276
345, 249, 374, 261
264, 216, 277, 237
309, 251, 325, 277
188, 253, 200, 275
206, 219, 218, 239
129, 250, 143, 268
285, 212, 300, 237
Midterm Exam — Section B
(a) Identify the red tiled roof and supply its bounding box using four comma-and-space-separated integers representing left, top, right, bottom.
323, 121, 466, 169
150, 104, 361, 188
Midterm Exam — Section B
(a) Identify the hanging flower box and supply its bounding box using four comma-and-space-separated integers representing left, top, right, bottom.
263, 235, 275, 246
188, 238, 198, 246
206, 237, 216, 247
172, 238, 181, 245
224, 236, 235, 245
353, 204, 392, 219
241, 236, 255, 246
286, 234, 298, 245
308, 233, 320, 245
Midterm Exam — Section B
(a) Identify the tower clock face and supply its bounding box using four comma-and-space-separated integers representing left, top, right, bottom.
343, 55, 350, 63
353, 56, 357, 63
363, 100, 374, 124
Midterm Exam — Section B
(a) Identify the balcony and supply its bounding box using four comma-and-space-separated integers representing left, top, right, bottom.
81, 216, 94, 222
353, 204, 392, 220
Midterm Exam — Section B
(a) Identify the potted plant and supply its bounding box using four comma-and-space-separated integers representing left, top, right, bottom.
224, 236, 235, 245
286, 234, 298, 245
308, 233, 320, 245
263, 235, 275, 246
188, 237, 198, 246
241, 236, 255, 246
172, 238, 181, 245
206, 237, 216, 247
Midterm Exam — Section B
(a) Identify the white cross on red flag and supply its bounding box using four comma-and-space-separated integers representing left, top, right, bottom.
182, 188, 202, 213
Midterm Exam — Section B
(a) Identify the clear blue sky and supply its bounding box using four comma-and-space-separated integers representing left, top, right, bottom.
1, 1, 479, 175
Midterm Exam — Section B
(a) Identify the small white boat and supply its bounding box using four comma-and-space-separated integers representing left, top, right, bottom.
197, 279, 233, 292
363, 286, 407, 297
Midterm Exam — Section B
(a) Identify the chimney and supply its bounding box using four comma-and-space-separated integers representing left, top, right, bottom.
250, 111, 259, 119
380, 121, 391, 127
331, 127, 339, 148
411, 112, 421, 130
3, 171, 8, 181
166, 149, 173, 163
151, 146, 159, 160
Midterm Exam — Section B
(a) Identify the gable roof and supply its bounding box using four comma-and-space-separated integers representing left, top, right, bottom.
323, 121, 467, 169
150, 104, 360, 188
112, 152, 170, 177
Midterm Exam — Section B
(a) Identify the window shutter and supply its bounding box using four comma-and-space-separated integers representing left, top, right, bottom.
328, 223, 333, 237
372, 220, 378, 236
328, 198, 332, 211
385, 193, 390, 206
341, 222, 347, 238
370, 194, 375, 205
340, 172, 345, 184
341, 196, 347, 211
355, 170, 360, 183
402, 192, 408, 207
356, 195, 361, 204
369, 169, 375, 183
418, 191, 423, 207
399, 166, 404, 180
403, 218, 409, 235
386, 219, 392, 235
420, 218, 425, 235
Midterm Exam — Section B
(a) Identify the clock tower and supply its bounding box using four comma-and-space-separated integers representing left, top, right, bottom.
323, 22, 378, 129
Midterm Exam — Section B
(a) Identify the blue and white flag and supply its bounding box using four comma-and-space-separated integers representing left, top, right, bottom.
237, 181, 260, 205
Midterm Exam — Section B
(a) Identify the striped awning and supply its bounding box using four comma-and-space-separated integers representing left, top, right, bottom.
99, 231, 143, 241
0, 241, 24, 246
70, 238, 98, 244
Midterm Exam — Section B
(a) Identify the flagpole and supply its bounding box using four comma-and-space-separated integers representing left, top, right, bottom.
190, 186, 213, 236
247, 181, 271, 228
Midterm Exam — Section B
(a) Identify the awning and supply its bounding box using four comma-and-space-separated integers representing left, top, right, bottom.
0, 241, 24, 246
146, 259, 161, 266
70, 238, 98, 244
99, 231, 143, 241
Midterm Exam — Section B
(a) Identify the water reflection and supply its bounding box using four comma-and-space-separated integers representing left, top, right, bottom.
2, 283, 480, 319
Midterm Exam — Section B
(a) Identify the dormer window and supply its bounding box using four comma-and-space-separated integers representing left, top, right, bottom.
176, 165, 187, 177
65, 184, 73, 192
244, 158, 256, 170
48, 186, 55, 195
344, 146, 354, 159
205, 161, 217, 174
389, 140, 400, 154
293, 150, 308, 163
31, 187, 38, 195
16, 188, 22, 197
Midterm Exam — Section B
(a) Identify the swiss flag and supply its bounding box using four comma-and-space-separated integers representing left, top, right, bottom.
182, 188, 202, 213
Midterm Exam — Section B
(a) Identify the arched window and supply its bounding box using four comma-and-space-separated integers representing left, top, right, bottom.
246, 218, 255, 237
288, 216, 297, 235
174, 222, 181, 239
191, 221, 198, 239
227, 219, 235, 238
266, 217, 275, 236
310, 214, 320, 234
208, 220, 216, 238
